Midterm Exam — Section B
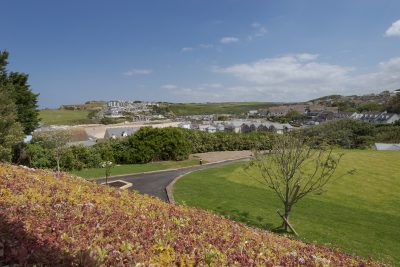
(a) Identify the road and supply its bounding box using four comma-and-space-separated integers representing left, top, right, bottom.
95, 158, 248, 202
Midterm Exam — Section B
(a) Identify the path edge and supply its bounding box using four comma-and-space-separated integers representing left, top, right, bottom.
165, 156, 252, 203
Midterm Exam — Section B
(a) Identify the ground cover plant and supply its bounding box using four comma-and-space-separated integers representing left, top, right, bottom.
174, 150, 400, 265
71, 159, 200, 179
0, 164, 380, 266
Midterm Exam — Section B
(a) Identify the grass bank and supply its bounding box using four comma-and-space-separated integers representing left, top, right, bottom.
174, 150, 400, 264
40, 109, 91, 125
71, 159, 201, 179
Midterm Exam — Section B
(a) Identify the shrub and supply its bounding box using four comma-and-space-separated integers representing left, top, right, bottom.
302, 119, 375, 148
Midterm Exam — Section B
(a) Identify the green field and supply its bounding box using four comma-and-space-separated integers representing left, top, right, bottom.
174, 150, 400, 264
40, 109, 92, 125
71, 159, 201, 179
169, 102, 278, 115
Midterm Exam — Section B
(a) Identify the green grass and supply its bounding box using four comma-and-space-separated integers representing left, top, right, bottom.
174, 150, 400, 264
40, 109, 92, 125
71, 159, 201, 179
169, 102, 278, 116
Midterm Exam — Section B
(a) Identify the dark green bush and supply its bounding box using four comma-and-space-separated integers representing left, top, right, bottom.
23, 127, 274, 170
302, 119, 400, 148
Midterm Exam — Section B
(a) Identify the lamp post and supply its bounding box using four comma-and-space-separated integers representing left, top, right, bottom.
101, 161, 113, 185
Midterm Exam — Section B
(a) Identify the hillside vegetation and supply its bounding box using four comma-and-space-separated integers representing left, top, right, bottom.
169, 102, 277, 115
174, 150, 400, 264
0, 164, 380, 266
39, 109, 92, 125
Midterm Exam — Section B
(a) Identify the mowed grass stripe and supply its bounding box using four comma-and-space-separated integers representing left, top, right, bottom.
174, 150, 400, 264
71, 159, 200, 179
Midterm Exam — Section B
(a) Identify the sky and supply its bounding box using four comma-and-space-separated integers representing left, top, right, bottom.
1, 0, 400, 108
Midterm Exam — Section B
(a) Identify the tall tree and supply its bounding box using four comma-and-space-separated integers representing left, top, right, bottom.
0, 50, 40, 134
0, 89, 24, 161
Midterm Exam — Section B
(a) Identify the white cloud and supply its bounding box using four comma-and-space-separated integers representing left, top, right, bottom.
201, 83, 223, 88
124, 69, 152, 76
248, 22, 268, 40
213, 54, 351, 86
181, 47, 194, 52
293, 53, 319, 61
220, 37, 239, 44
199, 43, 213, 49
207, 54, 400, 101
162, 84, 178, 89
385, 19, 400, 37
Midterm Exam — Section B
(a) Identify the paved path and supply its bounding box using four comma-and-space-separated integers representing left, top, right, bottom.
95, 158, 249, 202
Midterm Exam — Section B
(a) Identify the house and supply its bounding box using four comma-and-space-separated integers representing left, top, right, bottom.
374, 112, 400, 124
227, 120, 293, 134
215, 123, 225, 132
67, 140, 97, 147
374, 143, 400, 151
248, 110, 259, 116
224, 120, 246, 133
351, 112, 382, 123
334, 112, 355, 120
351, 112, 400, 124
104, 127, 139, 139
198, 124, 217, 133
179, 122, 191, 129
207, 126, 217, 133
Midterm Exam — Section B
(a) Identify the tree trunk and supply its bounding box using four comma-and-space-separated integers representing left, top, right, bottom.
284, 210, 289, 231
56, 157, 60, 178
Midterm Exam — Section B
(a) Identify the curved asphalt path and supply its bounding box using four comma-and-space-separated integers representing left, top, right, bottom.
95, 158, 249, 202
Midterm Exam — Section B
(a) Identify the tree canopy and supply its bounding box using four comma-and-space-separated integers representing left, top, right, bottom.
386, 93, 400, 113
0, 50, 40, 134
0, 89, 24, 161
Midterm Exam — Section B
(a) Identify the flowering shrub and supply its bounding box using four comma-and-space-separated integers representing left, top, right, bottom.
0, 164, 381, 266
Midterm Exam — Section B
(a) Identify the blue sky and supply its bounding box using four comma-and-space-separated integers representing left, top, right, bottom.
2, 0, 400, 108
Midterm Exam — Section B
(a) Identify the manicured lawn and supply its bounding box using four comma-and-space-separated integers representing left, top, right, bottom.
71, 159, 201, 180
174, 150, 400, 264
40, 109, 91, 125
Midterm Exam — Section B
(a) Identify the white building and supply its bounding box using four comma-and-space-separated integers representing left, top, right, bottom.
374, 143, 400, 151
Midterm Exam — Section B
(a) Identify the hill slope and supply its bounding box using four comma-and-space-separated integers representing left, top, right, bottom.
0, 165, 380, 266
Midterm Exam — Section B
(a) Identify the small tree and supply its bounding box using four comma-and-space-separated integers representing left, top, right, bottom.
246, 134, 352, 233
101, 161, 114, 185
36, 130, 71, 175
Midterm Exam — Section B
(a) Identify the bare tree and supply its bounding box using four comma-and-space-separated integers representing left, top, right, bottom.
246, 134, 353, 233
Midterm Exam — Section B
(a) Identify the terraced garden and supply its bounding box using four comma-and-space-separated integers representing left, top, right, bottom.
0, 164, 381, 266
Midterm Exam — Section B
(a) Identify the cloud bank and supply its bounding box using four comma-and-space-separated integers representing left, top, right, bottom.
168, 53, 400, 102
385, 19, 400, 37
124, 69, 153, 76
220, 37, 239, 44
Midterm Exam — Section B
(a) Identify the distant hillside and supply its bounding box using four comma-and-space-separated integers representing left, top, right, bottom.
60, 101, 106, 111
169, 102, 279, 115
0, 164, 380, 266
309, 91, 396, 112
